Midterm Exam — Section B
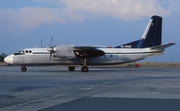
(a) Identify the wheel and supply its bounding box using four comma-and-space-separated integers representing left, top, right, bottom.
68, 67, 75, 71
21, 66, 27, 72
81, 66, 89, 72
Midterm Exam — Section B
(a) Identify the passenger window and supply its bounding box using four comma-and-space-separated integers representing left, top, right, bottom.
29, 50, 32, 53
26, 50, 28, 53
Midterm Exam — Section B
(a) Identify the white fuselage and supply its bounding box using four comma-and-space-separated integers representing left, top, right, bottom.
5, 46, 162, 66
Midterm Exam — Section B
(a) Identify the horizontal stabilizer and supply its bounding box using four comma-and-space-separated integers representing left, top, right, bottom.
150, 43, 176, 50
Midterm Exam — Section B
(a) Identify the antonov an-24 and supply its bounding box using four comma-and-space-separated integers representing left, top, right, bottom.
4, 15, 175, 72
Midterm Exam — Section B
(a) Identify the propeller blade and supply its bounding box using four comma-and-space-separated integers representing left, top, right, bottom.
47, 37, 56, 59
50, 51, 52, 59
51, 36, 53, 47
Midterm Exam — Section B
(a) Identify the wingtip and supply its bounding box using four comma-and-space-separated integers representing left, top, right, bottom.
169, 43, 176, 45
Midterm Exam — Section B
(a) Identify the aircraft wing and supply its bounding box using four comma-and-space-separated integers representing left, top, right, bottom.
73, 45, 105, 58
150, 43, 176, 51
74, 44, 107, 48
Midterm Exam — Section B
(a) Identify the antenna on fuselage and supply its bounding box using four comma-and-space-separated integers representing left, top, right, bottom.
41, 38, 43, 48
51, 36, 53, 47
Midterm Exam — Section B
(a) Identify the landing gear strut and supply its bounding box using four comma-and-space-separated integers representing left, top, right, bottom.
21, 66, 27, 72
81, 58, 89, 72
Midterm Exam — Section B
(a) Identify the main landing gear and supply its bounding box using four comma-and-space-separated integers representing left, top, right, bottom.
68, 58, 89, 72
81, 66, 89, 72
21, 66, 27, 72
81, 58, 89, 72
68, 67, 75, 71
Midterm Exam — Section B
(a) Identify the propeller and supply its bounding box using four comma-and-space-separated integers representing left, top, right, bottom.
47, 36, 57, 59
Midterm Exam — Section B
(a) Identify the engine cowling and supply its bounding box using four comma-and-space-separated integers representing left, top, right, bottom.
73, 49, 105, 58
54, 45, 76, 58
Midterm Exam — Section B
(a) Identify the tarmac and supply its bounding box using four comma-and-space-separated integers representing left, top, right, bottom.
0, 66, 180, 111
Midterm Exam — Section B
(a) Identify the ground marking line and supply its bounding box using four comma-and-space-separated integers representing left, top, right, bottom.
0, 93, 68, 110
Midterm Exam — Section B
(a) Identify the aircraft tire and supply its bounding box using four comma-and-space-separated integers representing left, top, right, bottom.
81, 66, 89, 72
21, 66, 27, 72
68, 67, 75, 71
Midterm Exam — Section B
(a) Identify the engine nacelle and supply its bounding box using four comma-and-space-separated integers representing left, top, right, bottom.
55, 45, 76, 58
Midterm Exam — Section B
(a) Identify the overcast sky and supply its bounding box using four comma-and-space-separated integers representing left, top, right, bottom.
0, 0, 180, 62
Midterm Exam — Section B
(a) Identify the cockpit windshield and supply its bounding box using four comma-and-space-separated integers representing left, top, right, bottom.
14, 49, 32, 55
18, 50, 25, 53
19, 50, 23, 53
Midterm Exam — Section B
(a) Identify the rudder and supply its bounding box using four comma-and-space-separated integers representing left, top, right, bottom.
140, 15, 162, 48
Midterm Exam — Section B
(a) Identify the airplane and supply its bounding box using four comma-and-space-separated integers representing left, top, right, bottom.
4, 15, 175, 72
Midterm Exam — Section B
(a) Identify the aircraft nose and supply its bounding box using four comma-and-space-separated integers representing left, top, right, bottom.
4, 54, 14, 64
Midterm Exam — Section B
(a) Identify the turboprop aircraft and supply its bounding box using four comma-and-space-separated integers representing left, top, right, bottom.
4, 15, 175, 72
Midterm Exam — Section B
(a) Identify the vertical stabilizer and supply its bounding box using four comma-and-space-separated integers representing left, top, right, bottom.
115, 15, 162, 48
138, 15, 162, 48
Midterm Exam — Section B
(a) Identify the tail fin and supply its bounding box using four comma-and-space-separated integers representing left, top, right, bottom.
115, 15, 162, 48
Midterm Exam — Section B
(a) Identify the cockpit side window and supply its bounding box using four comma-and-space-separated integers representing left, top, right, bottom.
16, 49, 32, 55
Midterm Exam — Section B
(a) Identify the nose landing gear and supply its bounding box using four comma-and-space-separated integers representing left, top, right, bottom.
21, 66, 27, 72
